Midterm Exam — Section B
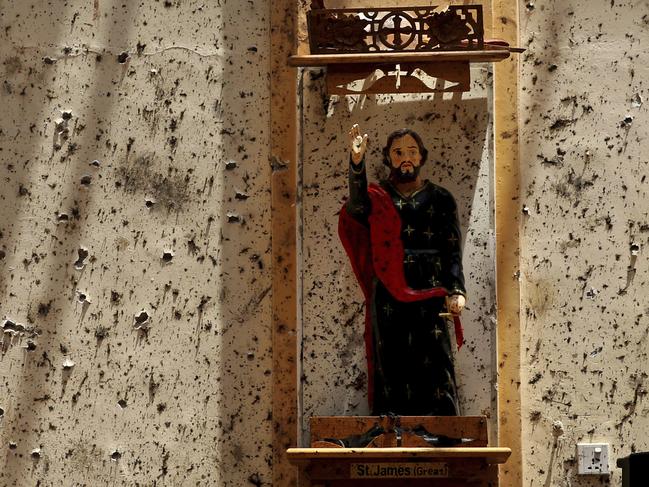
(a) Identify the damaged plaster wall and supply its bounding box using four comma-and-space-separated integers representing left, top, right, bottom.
0, 1, 272, 485
299, 67, 498, 443
520, 0, 649, 485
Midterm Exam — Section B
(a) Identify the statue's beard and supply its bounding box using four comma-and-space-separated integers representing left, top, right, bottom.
390, 162, 420, 183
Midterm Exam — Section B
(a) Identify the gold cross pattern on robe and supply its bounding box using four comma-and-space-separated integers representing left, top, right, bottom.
423, 227, 433, 240
404, 225, 415, 237
395, 199, 405, 210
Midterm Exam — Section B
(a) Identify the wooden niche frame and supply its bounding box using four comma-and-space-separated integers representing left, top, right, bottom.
271, 0, 522, 486
289, 1, 521, 95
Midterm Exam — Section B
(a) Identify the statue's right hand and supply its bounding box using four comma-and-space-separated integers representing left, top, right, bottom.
348, 124, 368, 165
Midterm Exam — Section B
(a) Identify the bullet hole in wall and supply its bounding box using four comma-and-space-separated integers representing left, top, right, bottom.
110, 291, 122, 304
62, 358, 75, 369
586, 287, 599, 299
117, 52, 130, 64
248, 473, 263, 487
225, 160, 237, 170
74, 248, 89, 270
9, 442, 17, 449
0, 407, 4, 417
43, 56, 56, 64
57, 212, 69, 222
2, 319, 23, 333
80, 175, 92, 186
134, 311, 150, 329
31, 448, 41, 459
25, 340, 37, 351
630, 243, 640, 255
227, 212, 241, 223
162, 251, 174, 263
145, 198, 155, 208
61, 110, 73, 121
77, 292, 89, 304
235, 191, 249, 200
0, 250, 5, 260
111, 450, 121, 461
118, 399, 127, 409
90, 159, 101, 167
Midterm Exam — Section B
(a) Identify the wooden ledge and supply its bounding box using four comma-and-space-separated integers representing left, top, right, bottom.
287, 447, 512, 464
288, 50, 511, 67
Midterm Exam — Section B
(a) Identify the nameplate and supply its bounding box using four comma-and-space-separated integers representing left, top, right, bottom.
351, 462, 449, 479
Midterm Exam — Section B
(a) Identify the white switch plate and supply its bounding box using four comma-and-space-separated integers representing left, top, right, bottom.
577, 443, 610, 475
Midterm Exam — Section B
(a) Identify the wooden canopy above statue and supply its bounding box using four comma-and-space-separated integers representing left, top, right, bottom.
289, 3, 522, 94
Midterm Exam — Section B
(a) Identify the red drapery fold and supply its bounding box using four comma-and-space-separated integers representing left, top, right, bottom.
339, 183, 464, 404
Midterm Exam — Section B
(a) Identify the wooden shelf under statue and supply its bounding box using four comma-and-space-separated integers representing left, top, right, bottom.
288, 416, 511, 486
290, 2, 523, 94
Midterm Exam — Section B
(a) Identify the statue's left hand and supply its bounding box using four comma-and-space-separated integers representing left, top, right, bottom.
448, 295, 466, 315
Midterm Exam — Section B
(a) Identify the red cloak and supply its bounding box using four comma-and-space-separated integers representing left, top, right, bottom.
339, 183, 464, 405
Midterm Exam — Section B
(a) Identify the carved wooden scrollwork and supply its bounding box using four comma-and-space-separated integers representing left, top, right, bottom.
307, 5, 484, 54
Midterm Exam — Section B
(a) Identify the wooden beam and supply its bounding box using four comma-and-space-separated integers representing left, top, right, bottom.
493, 0, 522, 486
287, 447, 512, 463
289, 50, 511, 67
271, 1, 298, 486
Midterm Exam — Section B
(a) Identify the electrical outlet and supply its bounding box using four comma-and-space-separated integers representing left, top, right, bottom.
577, 443, 610, 475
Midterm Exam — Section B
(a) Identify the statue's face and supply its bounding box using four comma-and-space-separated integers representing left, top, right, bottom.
389, 134, 422, 178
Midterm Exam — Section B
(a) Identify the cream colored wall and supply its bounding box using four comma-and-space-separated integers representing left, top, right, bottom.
520, 0, 649, 485
0, 1, 272, 485
3, 0, 648, 485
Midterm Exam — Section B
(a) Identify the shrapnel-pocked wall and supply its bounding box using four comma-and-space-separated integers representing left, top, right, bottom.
0, 1, 272, 485
3, 0, 649, 486
519, 0, 649, 485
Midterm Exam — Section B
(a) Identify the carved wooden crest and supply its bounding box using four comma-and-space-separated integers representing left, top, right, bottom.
307, 5, 484, 54
291, 3, 516, 94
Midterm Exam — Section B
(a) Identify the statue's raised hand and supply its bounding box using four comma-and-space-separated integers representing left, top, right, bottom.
348, 124, 368, 166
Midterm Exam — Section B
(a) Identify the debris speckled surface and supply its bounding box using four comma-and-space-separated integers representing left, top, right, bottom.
0, 1, 272, 484
520, 0, 649, 484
